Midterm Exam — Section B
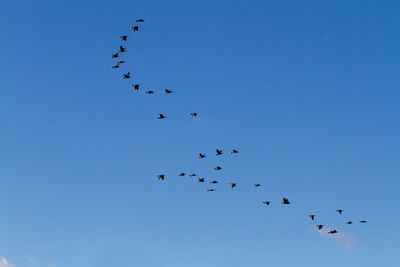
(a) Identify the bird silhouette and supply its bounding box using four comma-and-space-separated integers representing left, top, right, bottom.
120, 35, 128, 41
190, 113, 198, 117
230, 183, 237, 189
199, 153, 206, 158
112, 64, 120, 69
165, 89, 173, 94
131, 26, 139, 32
198, 178, 205, 182
216, 149, 223, 155
157, 114, 166, 119
231, 149, 239, 154
317, 225, 323, 230
117, 61, 125, 65
254, 184, 261, 187
111, 52, 119, 58
360, 220, 367, 223
282, 198, 291, 204
123, 72, 131, 79
157, 175, 165, 180
178, 173, 186, 176
207, 189, 215, 192
336, 209, 343, 215
346, 221, 353, 225
119, 45, 127, 53
132, 84, 140, 90
328, 230, 338, 234
214, 166, 222, 170
308, 215, 315, 221
210, 180, 218, 184
189, 174, 197, 177
262, 201, 270, 205
145, 90, 154, 94
136, 19, 145, 22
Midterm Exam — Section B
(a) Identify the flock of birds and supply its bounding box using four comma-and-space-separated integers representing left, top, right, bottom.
110, 19, 368, 236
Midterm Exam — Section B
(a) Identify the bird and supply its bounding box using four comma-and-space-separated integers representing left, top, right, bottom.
132, 84, 140, 90
136, 19, 145, 22
262, 201, 270, 205
360, 220, 367, 223
157, 114, 166, 119
254, 184, 261, 187
210, 180, 218, 184
123, 72, 131, 79
190, 113, 198, 117
328, 230, 338, 234
112, 64, 120, 69
157, 175, 165, 180
119, 45, 127, 53
117, 61, 125, 65
178, 173, 186, 176
308, 215, 315, 221
199, 153, 206, 159
145, 90, 154, 94
120, 35, 128, 41
336, 209, 343, 215
231, 149, 239, 154
207, 189, 215, 192
111, 52, 119, 58
131, 26, 139, 32
214, 166, 222, 170
189, 174, 197, 177
317, 225, 323, 230
346, 221, 353, 225
198, 178, 205, 183
216, 149, 223, 155
165, 89, 173, 94
230, 183, 237, 189
282, 198, 291, 204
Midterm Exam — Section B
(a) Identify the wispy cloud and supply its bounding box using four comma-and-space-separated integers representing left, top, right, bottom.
317, 227, 363, 251
0, 257, 15, 267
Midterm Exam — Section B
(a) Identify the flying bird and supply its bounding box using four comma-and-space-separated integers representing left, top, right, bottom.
145, 90, 154, 94
216, 149, 223, 155
231, 149, 239, 154
189, 174, 197, 177
199, 153, 206, 159
262, 201, 270, 205
190, 113, 198, 117
346, 221, 353, 225
360, 220, 367, 223
328, 230, 338, 234
207, 189, 215, 192
210, 180, 218, 184
230, 183, 237, 189
117, 61, 125, 65
336, 209, 343, 215
157, 114, 166, 119
119, 45, 127, 52
123, 72, 131, 79
198, 178, 205, 183
317, 225, 323, 230
112, 64, 120, 69
282, 198, 291, 205
254, 184, 261, 187
178, 173, 186, 176
165, 89, 173, 94
157, 175, 165, 180
136, 19, 145, 22
120, 35, 128, 41
308, 215, 315, 221
131, 26, 139, 32
111, 52, 119, 58
132, 84, 140, 90
214, 166, 222, 170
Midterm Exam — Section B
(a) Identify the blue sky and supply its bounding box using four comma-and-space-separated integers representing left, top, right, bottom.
0, 0, 399, 266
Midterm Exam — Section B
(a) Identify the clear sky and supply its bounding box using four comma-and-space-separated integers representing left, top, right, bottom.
0, 0, 399, 266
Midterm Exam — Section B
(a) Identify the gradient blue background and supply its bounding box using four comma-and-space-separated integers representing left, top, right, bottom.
0, 0, 399, 266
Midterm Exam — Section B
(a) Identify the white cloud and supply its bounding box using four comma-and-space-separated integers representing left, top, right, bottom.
0, 257, 15, 267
